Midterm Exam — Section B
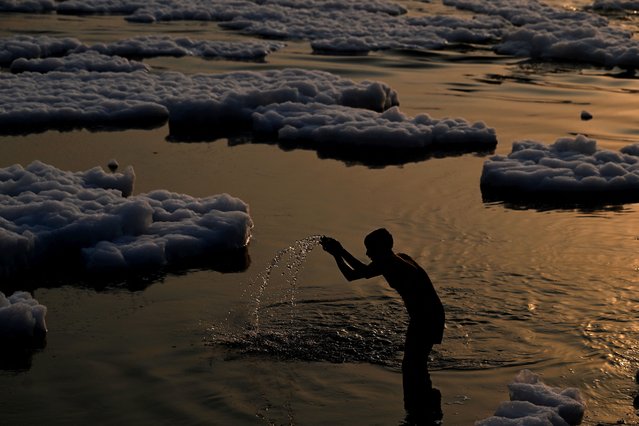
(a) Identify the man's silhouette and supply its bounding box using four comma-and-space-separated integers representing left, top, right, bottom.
321, 229, 444, 420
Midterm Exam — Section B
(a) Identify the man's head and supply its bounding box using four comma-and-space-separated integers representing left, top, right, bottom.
364, 228, 393, 260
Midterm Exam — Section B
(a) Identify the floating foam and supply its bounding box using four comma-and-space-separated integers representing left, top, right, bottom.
78, 35, 285, 61
0, 0, 55, 13
10, 51, 150, 73
0, 161, 253, 278
475, 370, 585, 426
480, 135, 639, 204
0, 64, 493, 157
0, 0, 515, 55
221, 5, 501, 54
0, 68, 398, 134
0, 291, 47, 340
444, 0, 639, 69
0, 35, 82, 66
0, 34, 284, 68
4, 0, 638, 66
252, 103, 496, 151
49, 0, 407, 21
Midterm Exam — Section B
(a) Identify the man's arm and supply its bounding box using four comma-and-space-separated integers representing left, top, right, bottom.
321, 237, 380, 281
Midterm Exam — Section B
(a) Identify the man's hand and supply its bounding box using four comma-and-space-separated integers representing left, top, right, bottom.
320, 236, 342, 255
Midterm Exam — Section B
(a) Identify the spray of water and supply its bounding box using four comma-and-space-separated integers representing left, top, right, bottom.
207, 234, 407, 367
250, 235, 323, 333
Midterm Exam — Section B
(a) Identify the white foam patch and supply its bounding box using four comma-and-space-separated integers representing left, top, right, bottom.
0, 161, 253, 277
0, 291, 47, 339
52, 0, 407, 19
444, 0, 639, 69
10, 51, 150, 73
0, 34, 284, 69
0, 68, 398, 132
0, 35, 82, 66
475, 370, 585, 426
5, 0, 637, 66
480, 135, 639, 201
79, 35, 285, 61
0, 66, 491, 154
252, 103, 496, 150
221, 5, 502, 54
0, 0, 55, 13
0, 1, 510, 55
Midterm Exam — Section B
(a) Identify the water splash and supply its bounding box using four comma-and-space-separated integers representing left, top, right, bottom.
206, 234, 524, 370
249, 234, 323, 333
206, 234, 407, 367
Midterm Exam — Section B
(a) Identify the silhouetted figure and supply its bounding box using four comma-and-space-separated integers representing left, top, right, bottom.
321, 229, 445, 421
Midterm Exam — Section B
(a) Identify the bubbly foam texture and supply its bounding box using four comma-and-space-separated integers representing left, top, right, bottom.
0, 161, 253, 278
0, 291, 47, 340
475, 369, 585, 426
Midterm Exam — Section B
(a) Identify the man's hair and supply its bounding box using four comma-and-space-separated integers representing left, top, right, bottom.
364, 228, 393, 251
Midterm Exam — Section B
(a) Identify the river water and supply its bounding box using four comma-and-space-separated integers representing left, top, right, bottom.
1, 1, 639, 425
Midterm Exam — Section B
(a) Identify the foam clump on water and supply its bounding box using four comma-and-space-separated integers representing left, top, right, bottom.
79, 35, 285, 61
10, 51, 150, 74
0, 68, 398, 134
0, 161, 253, 278
0, 34, 284, 70
0, 64, 495, 155
444, 0, 639, 69
253, 103, 496, 150
0, 34, 82, 66
0, 291, 47, 340
480, 135, 639, 203
5, 0, 639, 68
475, 369, 585, 426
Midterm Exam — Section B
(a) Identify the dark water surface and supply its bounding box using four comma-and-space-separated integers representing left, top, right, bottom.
2, 2, 639, 424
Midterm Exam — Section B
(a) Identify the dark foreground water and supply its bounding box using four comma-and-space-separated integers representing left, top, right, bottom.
2, 1, 639, 425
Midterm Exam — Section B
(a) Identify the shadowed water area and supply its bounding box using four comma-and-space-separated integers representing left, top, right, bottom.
1, 1, 639, 425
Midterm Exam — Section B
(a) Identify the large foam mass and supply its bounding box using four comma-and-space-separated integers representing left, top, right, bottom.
0, 291, 47, 339
444, 0, 639, 69
0, 161, 253, 278
0, 68, 397, 134
81, 35, 285, 61
475, 370, 585, 426
0, 34, 284, 72
0, 35, 82, 66
480, 135, 639, 204
5, 0, 639, 67
252, 103, 496, 150
3, 0, 636, 68
0, 0, 54, 13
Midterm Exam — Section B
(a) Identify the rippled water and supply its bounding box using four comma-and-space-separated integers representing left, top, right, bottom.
2, 1, 639, 425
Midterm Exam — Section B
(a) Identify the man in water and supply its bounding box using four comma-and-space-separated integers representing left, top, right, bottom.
321, 229, 445, 421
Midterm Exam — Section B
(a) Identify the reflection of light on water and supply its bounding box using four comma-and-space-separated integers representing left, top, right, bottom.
582, 319, 639, 379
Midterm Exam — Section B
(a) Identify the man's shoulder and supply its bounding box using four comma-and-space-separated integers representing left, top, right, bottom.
396, 252, 413, 261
